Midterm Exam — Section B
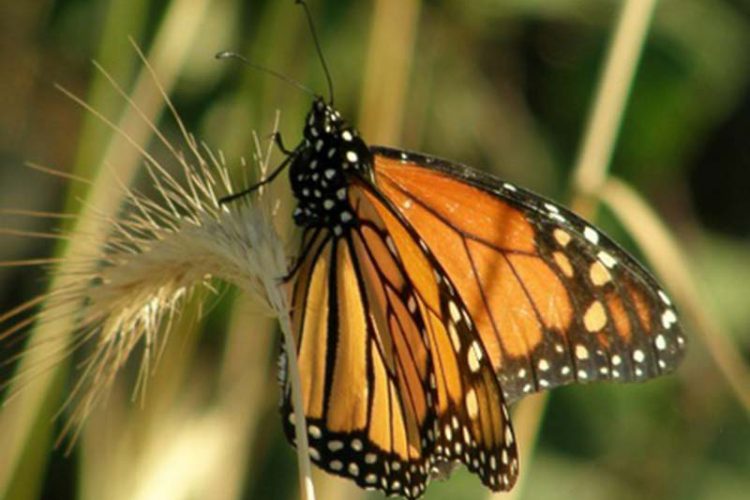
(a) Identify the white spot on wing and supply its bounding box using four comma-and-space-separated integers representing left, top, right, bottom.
448, 322, 461, 352
407, 296, 417, 313
655, 334, 667, 351
658, 290, 672, 306
308, 425, 321, 439
598, 250, 617, 269
448, 301, 461, 323
575, 344, 589, 360
583, 226, 600, 245
661, 309, 677, 329
386, 236, 397, 255
633, 349, 646, 363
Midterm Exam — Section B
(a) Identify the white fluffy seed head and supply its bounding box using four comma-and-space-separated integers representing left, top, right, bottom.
3, 76, 292, 444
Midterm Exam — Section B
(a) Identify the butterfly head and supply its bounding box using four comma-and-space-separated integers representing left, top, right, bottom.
302, 97, 342, 141
290, 97, 373, 236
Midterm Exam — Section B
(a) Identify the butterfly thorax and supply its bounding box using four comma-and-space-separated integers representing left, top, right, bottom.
290, 97, 373, 236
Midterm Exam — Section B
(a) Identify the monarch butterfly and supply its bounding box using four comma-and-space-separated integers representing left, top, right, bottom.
223, 4, 686, 498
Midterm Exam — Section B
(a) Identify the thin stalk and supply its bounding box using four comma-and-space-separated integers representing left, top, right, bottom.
572, 0, 659, 202
358, 0, 422, 143
277, 296, 316, 500
601, 178, 750, 415
0, 0, 217, 497
502, 1, 659, 498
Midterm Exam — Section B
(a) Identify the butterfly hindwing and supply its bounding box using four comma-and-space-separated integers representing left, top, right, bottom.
286, 222, 439, 497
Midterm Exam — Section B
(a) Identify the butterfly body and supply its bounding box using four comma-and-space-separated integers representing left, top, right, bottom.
277, 97, 686, 499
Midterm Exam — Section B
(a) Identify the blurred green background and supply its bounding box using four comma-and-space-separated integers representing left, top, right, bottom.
0, 0, 749, 499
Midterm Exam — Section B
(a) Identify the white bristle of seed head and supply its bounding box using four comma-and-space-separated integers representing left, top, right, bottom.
11, 103, 294, 448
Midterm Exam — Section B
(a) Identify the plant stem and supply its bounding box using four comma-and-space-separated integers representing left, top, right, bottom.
503, 1, 659, 498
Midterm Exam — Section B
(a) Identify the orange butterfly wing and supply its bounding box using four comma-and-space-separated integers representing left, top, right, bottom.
372, 147, 686, 404
281, 143, 685, 498
282, 179, 519, 497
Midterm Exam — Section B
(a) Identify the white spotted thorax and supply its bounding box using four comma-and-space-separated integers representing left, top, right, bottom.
290, 97, 373, 236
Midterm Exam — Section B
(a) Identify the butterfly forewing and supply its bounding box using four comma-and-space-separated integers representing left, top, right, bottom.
372, 147, 686, 404
285, 215, 435, 497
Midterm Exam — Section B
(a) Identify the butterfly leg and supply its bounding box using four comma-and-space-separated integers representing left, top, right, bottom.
279, 259, 304, 284
278, 229, 328, 284
271, 131, 295, 156
219, 153, 295, 204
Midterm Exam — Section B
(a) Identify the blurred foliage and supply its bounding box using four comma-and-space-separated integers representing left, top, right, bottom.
0, 0, 748, 499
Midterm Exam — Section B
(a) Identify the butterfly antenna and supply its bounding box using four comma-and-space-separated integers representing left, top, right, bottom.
215, 51, 315, 97
296, 0, 335, 105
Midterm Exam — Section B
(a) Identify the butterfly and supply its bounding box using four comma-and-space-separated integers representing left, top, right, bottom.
222, 6, 686, 499
261, 95, 688, 498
